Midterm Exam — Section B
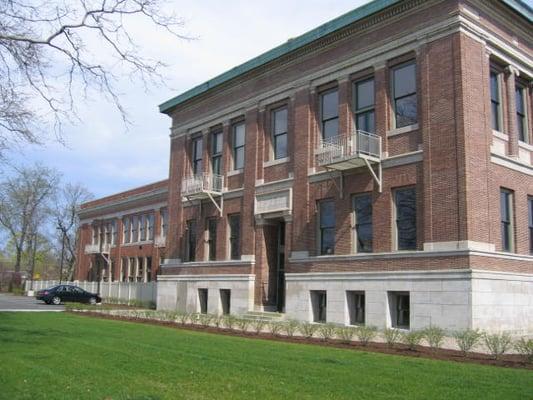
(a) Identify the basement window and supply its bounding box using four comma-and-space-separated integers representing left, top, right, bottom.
220, 289, 231, 315
198, 289, 208, 314
311, 290, 327, 323
347, 291, 365, 325
389, 292, 410, 329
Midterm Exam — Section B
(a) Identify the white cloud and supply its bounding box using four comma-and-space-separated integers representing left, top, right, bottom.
11, 0, 367, 198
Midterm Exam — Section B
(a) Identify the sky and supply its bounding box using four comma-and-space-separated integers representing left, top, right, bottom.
8, 0, 369, 199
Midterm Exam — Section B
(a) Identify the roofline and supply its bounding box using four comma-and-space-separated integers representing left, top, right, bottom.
158, 0, 532, 114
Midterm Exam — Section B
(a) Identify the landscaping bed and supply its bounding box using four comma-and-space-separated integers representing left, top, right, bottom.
69, 307, 533, 370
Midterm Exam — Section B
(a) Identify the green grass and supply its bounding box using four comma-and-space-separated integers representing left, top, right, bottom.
0, 313, 531, 400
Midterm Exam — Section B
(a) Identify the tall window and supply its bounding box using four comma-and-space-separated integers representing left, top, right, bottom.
111, 220, 117, 245
390, 292, 410, 329
500, 189, 514, 252
105, 221, 112, 244
161, 209, 168, 237
92, 225, 99, 245
139, 215, 146, 241
123, 217, 130, 244
272, 107, 288, 159
347, 291, 365, 325
228, 214, 241, 260
490, 70, 501, 131
516, 84, 527, 143
353, 194, 373, 253
147, 214, 154, 240
394, 187, 417, 250
186, 220, 196, 262
527, 197, 533, 254
207, 218, 217, 261
319, 200, 335, 255
392, 62, 417, 128
320, 89, 339, 140
192, 136, 203, 175
211, 130, 223, 175
354, 78, 375, 133
233, 123, 245, 170
131, 215, 139, 243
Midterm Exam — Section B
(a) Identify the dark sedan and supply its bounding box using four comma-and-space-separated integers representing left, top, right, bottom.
36, 285, 102, 305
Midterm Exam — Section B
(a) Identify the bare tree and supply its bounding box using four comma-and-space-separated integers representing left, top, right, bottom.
0, 0, 187, 155
54, 182, 92, 280
0, 164, 60, 271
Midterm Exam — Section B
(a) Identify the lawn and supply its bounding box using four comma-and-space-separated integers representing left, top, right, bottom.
0, 313, 531, 400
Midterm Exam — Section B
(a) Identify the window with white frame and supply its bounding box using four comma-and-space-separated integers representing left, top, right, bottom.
516, 82, 528, 143
206, 218, 217, 261
320, 89, 339, 140
353, 194, 373, 253
392, 62, 417, 128
318, 199, 335, 255
394, 187, 417, 250
147, 214, 154, 240
347, 291, 365, 325
192, 136, 203, 175
232, 122, 245, 170
490, 69, 502, 132
228, 214, 241, 260
140, 214, 146, 241
131, 215, 139, 243
211, 130, 223, 175
500, 189, 514, 252
123, 217, 130, 244
186, 219, 196, 262
311, 290, 327, 323
161, 209, 168, 237
389, 292, 410, 329
354, 77, 375, 133
272, 106, 288, 159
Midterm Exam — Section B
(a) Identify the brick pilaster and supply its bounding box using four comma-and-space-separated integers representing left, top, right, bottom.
505, 66, 519, 156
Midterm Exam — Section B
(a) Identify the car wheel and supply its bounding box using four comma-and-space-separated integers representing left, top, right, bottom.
51, 296, 61, 305
89, 297, 97, 305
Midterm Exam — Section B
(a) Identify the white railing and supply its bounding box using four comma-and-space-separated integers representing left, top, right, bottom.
315, 130, 381, 166
154, 235, 166, 247
181, 173, 224, 197
84, 243, 111, 254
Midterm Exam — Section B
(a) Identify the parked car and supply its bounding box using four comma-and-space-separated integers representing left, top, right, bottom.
36, 285, 102, 305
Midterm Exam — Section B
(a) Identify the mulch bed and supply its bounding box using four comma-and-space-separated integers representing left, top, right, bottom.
72, 311, 532, 370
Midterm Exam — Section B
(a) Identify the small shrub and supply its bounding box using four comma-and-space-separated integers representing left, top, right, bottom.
223, 315, 237, 330
383, 328, 402, 348
268, 321, 284, 336
300, 322, 318, 339
453, 329, 482, 356
355, 326, 378, 346
484, 332, 512, 360
513, 338, 533, 363
283, 320, 300, 337
198, 314, 213, 327
337, 326, 356, 344
318, 323, 337, 341
423, 326, 446, 351
177, 312, 190, 325
212, 315, 224, 328
402, 331, 424, 350
251, 319, 266, 335
236, 318, 250, 333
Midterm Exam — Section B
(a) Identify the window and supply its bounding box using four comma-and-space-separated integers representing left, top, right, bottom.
147, 214, 154, 240
92, 225, 99, 245
319, 200, 335, 255
233, 122, 245, 170
394, 187, 417, 250
131, 215, 139, 243
146, 257, 152, 282
272, 107, 288, 159
392, 62, 417, 128
527, 197, 533, 254
228, 214, 241, 260
105, 222, 112, 244
353, 194, 373, 253
121, 258, 127, 281
198, 289, 208, 314
111, 220, 117, 245
389, 292, 410, 329
211, 130, 223, 175
123, 217, 130, 244
500, 189, 514, 252
347, 291, 365, 325
354, 78, 375, 133
220, 289, 231, 315
311, 290, 327, 323
161, 209, 168, 237
137, 257, 144, 282
192, 136, 203, 175
320, 89, 339, 140
516, 84, 527, 143
128, 257, 135, 282
207, 218, 217, 261
139, 214, 146, 241
490, 70, 501, 131
186, 220, 196, 262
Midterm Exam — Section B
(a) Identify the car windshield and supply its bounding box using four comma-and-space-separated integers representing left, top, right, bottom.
46, 286, 60, 291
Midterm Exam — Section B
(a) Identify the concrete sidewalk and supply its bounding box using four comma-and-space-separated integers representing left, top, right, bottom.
0, 293, 64, 312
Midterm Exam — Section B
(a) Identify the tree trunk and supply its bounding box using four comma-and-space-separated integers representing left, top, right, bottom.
14, 247, 22, 273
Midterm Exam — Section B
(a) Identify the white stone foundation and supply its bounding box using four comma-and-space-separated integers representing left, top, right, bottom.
285, 270, 533, 334
157, 274, 255, 315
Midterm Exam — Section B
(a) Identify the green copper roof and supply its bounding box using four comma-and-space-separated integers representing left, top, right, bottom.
159, 0, 532, 114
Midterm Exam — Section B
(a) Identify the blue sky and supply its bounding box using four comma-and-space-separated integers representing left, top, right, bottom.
6, 1, 385, 198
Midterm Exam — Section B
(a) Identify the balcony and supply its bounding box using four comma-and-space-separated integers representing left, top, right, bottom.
315, 130, 381, 170
181, 173, 224, 199
84, 243, 111, 255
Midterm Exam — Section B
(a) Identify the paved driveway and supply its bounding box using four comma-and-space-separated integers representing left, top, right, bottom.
0, 293, 64, 311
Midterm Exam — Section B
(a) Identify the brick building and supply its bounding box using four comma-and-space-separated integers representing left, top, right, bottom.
76, 0, 533, 333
